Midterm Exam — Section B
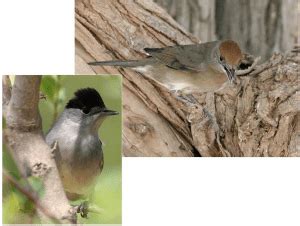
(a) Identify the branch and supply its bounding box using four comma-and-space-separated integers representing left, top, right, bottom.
3, 75, 76, 223
3, 170, 62, 224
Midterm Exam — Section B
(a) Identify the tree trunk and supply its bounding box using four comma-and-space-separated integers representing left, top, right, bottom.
3, 76, 76, 223
215, 0, 298, 61
154, 0, 216, 42
75, 0, 300, 157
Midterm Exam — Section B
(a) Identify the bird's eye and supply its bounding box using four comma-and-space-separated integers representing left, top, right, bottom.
82, 108, 89, 114
220, 56, 224, 62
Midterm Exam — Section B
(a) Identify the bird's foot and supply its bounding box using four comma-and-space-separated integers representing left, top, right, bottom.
76, 201, 89, 218
177, 94, 198, 105
173, 90, 199, 105
72, 200, 103, 219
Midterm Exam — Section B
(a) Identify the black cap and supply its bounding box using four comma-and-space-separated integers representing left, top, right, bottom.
66, 88, 107, 114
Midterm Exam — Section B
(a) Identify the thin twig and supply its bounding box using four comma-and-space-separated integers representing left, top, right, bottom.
3, 170, 62, 224
236, 56, 261, 76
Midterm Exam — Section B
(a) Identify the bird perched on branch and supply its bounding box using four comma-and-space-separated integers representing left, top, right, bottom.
89, 40, 243, 93
45, 88, 118, 217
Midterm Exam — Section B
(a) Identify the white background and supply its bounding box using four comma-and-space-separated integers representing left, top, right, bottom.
0, 1, 299, 226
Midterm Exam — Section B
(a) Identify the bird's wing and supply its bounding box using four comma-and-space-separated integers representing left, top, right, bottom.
144, 41, 220, 71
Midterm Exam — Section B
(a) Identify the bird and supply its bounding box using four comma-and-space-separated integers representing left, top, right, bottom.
45, 88, 118, 212
88, 40, 243, 93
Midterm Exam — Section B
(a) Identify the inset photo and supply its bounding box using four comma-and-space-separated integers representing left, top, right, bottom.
2, 75, 122, 224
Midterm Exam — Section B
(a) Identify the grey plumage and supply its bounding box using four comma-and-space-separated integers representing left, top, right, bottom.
87, 40, 241, 93
45, 88, 118, 200
88, 41, 221, 72
88, 58, 157, 68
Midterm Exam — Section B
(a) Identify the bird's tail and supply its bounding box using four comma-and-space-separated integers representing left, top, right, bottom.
88, 58, 156, 67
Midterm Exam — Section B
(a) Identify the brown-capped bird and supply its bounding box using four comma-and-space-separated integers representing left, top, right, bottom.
89, 40, 243, 93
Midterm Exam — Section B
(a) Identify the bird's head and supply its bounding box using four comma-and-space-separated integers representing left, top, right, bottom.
217, 40, 243, 82
65, 88, 118, 132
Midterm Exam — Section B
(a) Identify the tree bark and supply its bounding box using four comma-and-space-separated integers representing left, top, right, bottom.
2, 76, 76, 223
75, 0, 300, 157
154, 0, 216, 42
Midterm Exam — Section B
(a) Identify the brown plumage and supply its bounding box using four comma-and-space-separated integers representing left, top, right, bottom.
219, 40, 242, 66
88, 40, 244, 93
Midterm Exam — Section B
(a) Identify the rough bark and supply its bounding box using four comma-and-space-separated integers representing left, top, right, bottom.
2, 76, 76, 223
75, 0, 300, 157
76, 0, 198, 157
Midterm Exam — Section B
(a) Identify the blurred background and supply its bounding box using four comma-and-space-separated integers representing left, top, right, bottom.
155, 0, 299, 60
3, 75, 122, 224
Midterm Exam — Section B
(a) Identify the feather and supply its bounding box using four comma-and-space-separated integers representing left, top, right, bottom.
219, 40, 242, 66
66, 88, 105, 113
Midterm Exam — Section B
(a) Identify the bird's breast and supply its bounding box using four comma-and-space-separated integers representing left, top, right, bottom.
56, 135, 103, 196
137, 64, 228, 92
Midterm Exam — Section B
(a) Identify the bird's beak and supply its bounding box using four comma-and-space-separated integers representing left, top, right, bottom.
224, 67, 235, 83
229, 68, 235, 82
101, 108, 119, 116
90, 107, 119, 116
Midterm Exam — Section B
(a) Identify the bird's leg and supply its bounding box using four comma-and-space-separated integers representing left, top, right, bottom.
73, 201, 89, 218
72, 200, 103, 219
172, 89, 199, 105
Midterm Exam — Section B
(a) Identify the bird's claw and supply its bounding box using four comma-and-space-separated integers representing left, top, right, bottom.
76, 201, 89, 218
173, 90, 198, 105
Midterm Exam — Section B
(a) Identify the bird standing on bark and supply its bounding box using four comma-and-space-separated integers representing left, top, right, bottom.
45, 88, 118, 217
89, 40, 243, 93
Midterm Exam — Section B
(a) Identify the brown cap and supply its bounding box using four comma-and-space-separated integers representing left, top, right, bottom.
219, 40, 243, 66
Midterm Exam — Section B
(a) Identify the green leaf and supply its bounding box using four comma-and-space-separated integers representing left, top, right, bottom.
3, 192, 21, 223
3, 148, 20, 180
